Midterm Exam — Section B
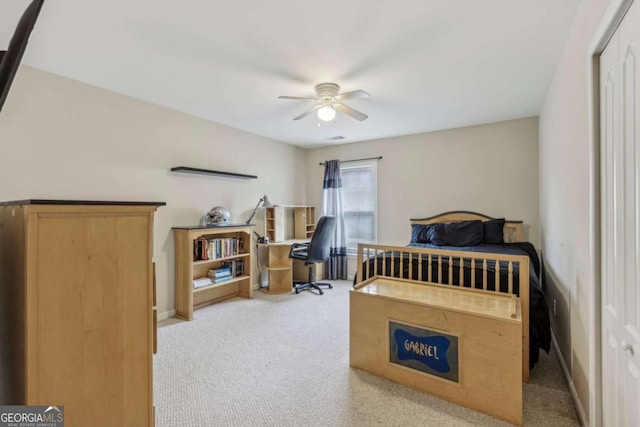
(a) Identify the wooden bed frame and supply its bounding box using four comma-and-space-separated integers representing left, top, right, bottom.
355, 211, 531, 381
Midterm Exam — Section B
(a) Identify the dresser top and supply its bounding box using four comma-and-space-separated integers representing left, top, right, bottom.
0, 199, 166, 207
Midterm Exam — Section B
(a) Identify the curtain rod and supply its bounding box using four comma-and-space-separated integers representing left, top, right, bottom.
318, 156, 382, 166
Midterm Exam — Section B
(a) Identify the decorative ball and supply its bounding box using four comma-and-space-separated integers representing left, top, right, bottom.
206, 206, 230, 226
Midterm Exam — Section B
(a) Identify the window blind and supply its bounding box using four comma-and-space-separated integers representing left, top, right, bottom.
341, 161, 377, 252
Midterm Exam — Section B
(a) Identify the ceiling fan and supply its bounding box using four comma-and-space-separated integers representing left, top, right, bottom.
278, 83, 369, 122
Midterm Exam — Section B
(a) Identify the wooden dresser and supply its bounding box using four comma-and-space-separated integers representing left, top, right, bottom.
0, 200, 164, 427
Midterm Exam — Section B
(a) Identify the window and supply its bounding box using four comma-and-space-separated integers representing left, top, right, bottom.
341, 161, 377, 253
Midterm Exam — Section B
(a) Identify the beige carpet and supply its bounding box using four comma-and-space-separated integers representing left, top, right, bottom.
154, 280, 579, 426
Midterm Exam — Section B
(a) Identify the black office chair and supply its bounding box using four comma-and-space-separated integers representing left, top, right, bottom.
289, 216, 336, 295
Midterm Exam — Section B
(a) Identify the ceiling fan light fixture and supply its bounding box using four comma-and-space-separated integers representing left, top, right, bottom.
279, 82, 369, 121
317, 105, 336, 121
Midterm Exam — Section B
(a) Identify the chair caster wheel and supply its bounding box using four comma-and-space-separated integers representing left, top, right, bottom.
319, 290, 324, 295
329, 284, 333, 289
295, 289, 300, 294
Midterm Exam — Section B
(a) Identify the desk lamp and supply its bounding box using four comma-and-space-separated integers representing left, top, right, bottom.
246, 195, 272, 224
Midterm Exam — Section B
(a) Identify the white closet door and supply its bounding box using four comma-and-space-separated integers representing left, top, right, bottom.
600, 1, 640, 425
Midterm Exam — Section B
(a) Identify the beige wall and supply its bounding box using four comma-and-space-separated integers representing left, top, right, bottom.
0, 66, 306, 317
0, 69, 539, 318
305, 117, 540, 252
539, 0, 622, 423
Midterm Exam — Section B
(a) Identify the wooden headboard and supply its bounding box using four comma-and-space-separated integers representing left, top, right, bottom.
410, 210, 523, 243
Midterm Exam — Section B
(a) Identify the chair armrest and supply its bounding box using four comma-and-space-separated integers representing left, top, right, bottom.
289, 242, 310, 258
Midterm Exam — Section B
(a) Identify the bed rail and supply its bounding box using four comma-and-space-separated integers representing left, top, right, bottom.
356, 243, 530, 381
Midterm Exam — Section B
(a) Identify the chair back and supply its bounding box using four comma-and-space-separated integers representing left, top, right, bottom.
307, 216, 336, 263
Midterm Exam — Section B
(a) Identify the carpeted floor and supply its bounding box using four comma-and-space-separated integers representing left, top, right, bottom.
154, 280, 579, 426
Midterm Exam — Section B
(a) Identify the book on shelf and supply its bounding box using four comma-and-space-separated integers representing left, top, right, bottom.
207, 237, 239, 260
193, 238, 209, 261
212, 276, 233, 284
193, 237, 242, 261
222, 258, 245, 277
193, 277, 212, 289
207, 267, 231, 278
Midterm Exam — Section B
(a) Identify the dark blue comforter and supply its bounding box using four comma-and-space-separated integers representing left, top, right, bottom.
357, 242, 550, 368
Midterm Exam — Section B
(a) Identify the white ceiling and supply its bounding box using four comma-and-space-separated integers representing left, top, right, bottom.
1, 0, 582, 148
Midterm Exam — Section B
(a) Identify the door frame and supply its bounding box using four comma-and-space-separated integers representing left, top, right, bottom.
588, 1, 635, 425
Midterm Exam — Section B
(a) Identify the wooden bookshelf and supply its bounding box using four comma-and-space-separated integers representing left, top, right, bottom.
173, 224, 254, 320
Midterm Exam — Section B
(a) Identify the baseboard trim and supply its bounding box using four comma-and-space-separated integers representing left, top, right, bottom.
158, 309, 175, 321
551, 331, 588, 426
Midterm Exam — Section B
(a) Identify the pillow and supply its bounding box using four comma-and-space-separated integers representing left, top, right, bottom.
410, 224, 433, 244
427, 220, 484, 246
483, 218, 505, 244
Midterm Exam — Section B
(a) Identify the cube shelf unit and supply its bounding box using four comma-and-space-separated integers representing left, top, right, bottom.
265, 206, 284, 243
265, 205, 316, 243
173, 224, 254, 320
261, 242, 294, 294
295, 206, 316, 239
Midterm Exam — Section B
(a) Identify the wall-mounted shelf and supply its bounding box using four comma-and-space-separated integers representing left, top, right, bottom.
170, 166, 257, 180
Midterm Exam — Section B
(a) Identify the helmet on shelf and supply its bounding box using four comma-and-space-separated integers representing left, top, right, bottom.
205, 206, 230, 226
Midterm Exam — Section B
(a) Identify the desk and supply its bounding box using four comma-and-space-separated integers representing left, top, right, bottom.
259, 239, 324, 294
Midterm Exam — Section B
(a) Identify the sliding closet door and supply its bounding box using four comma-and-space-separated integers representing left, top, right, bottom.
600, 1, 640, 425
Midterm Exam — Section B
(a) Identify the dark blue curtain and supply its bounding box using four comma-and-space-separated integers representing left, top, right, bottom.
321, 160, 347, 279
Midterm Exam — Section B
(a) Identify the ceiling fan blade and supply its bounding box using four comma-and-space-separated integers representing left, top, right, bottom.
293, 104, 322, 120
334, 103, 368, 121
278, 96, 318, 100
334, 90, 369, 101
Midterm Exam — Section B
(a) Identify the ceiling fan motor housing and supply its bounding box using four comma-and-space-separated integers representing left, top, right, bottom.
315, 83, 340, 100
